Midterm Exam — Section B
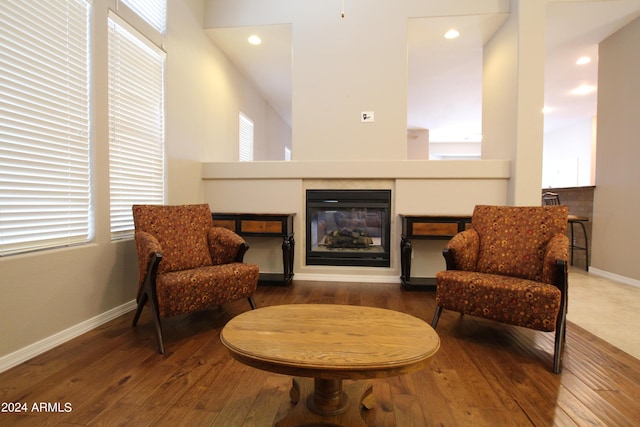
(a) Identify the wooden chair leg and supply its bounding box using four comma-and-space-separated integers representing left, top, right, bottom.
148, 300, 164, 354
431, 305, 443, 328
248, 296, 257, 310
133, 253, 165, 353
132, 293, 148, 327
132, 289, 165, 354
553, 331, 563, 374
553, 312, 567, 374
141, 290, 164, 354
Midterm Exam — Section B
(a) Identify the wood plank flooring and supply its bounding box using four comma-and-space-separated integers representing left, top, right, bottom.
1, 280, 640, 426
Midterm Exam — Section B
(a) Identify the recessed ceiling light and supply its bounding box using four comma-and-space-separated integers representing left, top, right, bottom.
248, 35, 262, 45
576, 56, 591, 65
444, 29, 460, 39
571, 85, 597, 95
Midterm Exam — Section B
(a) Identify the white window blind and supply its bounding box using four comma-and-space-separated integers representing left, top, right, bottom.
239, 112, 254, 162
108, 13, 166, 239
120, 0, 167, 34
0, 0, 91, 256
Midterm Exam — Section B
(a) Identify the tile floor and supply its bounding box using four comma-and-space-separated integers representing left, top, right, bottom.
568, 268, 640, 359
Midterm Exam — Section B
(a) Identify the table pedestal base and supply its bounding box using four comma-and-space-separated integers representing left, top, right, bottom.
275, 377, 375, 427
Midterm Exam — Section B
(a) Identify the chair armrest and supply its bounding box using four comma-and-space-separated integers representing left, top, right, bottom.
208, 226, 250, 264
134, 231, 163, 298
443, 229, 479, 271
543, 233, 569, 286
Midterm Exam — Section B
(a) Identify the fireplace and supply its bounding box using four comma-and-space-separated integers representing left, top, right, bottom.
306, 189, 391, 267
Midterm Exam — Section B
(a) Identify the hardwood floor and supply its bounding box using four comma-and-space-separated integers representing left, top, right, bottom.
2, 280, 640, 426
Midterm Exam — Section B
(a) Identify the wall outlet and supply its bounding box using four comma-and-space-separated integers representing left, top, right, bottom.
361, 111, 374, 123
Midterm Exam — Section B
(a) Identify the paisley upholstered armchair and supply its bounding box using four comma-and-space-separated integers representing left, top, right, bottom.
431, 205, 569, 373
132, 204, 259, 353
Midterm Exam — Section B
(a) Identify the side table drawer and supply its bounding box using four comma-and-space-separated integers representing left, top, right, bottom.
241, 220, 283, 234
411, 222, 458, 237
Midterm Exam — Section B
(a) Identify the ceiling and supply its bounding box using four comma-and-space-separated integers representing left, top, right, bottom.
206, 1, 640, 143
544, 0, 640, 134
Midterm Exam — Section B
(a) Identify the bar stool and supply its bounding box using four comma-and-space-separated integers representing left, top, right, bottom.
542, 192, 561, 206
542, 192, 589, 271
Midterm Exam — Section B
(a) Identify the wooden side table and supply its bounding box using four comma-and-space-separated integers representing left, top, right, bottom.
400, 214, 472, 290
212, 213, 295, 285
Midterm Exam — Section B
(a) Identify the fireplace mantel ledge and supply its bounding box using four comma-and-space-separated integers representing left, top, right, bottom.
201, 160, 510, 180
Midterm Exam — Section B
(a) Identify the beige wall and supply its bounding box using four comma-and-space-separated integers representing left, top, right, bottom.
592, 16, 640, 280
482, 0, 546, 206
204, 0, 512, 162
0, 0, 278, 367
203, 0, 550, 205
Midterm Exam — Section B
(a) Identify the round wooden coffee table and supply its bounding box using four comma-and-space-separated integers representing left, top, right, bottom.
220, 304, 440, 426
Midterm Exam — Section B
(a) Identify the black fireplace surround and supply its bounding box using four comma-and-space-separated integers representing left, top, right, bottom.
306, 189, 391, 267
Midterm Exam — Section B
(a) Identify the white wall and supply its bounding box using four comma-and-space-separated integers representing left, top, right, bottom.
429, 142, 481, 160
203, 0, 554, 206
407, 129, 429, 160
542, 118, 594, 188
166, 1, 290, 165
290, 3, 409, 161
265, 107, 292, 160
204, 0, 513, 163
482, 0, 546, 206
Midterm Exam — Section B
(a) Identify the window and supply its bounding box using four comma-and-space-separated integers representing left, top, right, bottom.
108, 13, 166, 239
120, 0, 167, 34
0, 0, 91, 256
239, 112, 254, 162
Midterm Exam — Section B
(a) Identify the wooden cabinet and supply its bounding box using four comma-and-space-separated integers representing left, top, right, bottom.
400, 214, 471, 290
212, 213, 295, 286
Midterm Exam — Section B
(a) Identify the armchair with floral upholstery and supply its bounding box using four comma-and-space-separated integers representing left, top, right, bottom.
431, 205, 569, 373
132, 204, 259, 353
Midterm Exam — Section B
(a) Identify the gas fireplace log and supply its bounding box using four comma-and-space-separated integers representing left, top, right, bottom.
323, 228, 373, 248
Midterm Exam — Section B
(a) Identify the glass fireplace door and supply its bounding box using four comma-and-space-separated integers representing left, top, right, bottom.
306, 190, 391, 267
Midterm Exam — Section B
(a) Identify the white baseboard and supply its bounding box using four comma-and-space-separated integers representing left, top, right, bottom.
587, 267, 640, 289
0, 300, 137, 374
292, 273, 401, 284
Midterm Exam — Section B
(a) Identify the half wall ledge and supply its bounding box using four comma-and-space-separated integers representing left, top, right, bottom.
201, 160, 511, 180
